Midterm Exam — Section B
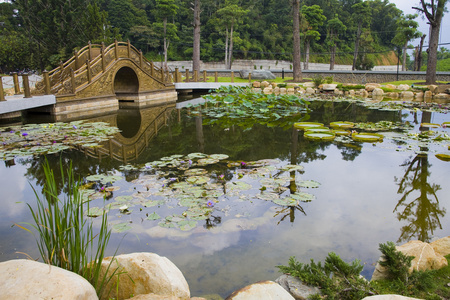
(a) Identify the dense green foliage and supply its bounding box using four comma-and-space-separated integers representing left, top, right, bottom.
278, 242, 450, 299
0, 0, 424, 72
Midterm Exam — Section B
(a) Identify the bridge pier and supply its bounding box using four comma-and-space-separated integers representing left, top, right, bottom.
117, 90, 178, 108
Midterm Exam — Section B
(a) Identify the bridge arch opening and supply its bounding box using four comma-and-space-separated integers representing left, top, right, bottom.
114, 67, 139, 100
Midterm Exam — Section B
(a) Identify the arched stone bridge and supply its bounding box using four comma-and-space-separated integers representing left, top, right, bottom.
32, 41, 177, 119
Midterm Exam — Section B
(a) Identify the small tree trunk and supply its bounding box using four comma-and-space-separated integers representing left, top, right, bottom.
402, 41, 407, 71
417, 34, 426, 71
304, 39, 310, 70
330, 45, 336, 70
292, 0, 302, 81
426, 24, 439, 84
192, 0, 201, 72
163, 17, 168, 70
228, 22, 234, 69
352, 23, 362, 70
224, 26, 229, 69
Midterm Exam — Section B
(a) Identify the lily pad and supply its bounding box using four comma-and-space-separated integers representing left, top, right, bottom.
184, 168, 208, 176
298, 180, 321, 188
146, 212, 161, 220
351, 132, 384, 142
420, 123, 440, 128
304, 131, 336, 141
86, 174, 123, 184
280, 164, 304, 172
435, 153, 450, 161
112, 222, 132, 233
85, 207, 105, 217
257, 193, 279, 201
177, 220, 197, 231
332, 129, 351, 136
291, 192, 315, 202
294, 122, 324, 130
329, 121, 354, 129
209, 154, 229, 160
186, 175, 210, 185
273, 197, 298, 206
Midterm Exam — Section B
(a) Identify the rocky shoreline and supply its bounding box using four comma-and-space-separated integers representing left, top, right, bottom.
1, 236, 449, 300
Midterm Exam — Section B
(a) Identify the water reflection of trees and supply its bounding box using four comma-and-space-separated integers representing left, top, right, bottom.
394, 153, 445, 243
394, 110, 445, 243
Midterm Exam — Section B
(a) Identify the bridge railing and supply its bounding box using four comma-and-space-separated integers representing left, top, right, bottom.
172, 69, 241, 83
32, 40, 172, 97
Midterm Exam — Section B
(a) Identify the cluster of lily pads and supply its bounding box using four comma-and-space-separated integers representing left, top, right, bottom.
0, 121, 120, 160
186, 88, 311, 129
82, 153, 319, 232
310, 94, 450, 114
292, 119, 450, 160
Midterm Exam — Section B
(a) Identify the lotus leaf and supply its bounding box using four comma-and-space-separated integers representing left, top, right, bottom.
280, 164, 304, 172
197, 158, 220, 166
179, 197, 201, 207
115, 195, 133, 202
85, 207, 105, 217
226, 181, 252, 191
304, 127, 332, 132
112, 222, 132, 233
435, 153, 450, 161
329, 121, 354, 129
186, 176, 210, 185
178, 220, 197, 231
298, 180, 321, 188
184, 168, 208, 176
291, 192, 315, 202
257, 193, 279, 201
185, 207, 212, 220
273, 197, 298, 206
351, 132, 383, 143
304, 131, 336, 141
143, 200, 164, 207
146, 212, 161, 220
86, 174, 123, 184
209, 154, 229, 160
420, 123, 440, 128
332, 129, 351, 136
187, 152, 207, 159
294, 122, 324, 130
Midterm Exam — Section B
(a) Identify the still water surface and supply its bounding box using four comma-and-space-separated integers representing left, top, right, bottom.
0, 98, 449, 298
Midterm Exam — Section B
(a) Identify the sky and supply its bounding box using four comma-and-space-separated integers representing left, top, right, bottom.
391, 0, 450, 49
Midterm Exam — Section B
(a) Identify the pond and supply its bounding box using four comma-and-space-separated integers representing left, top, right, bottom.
0, 91, 449, 299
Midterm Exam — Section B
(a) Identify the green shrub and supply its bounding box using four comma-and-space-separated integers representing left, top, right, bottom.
312, 75, 324, 88
336, 84, 366, 92
20, 159, 118, 298
325, 76, 334, 84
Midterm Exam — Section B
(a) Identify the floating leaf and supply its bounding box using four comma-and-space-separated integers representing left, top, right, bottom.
85, 207, 104, 217
112, 222, 132, 233
351, 132, 383, 143
294, 122, 324, 130
291, 192, 315, 202
184, 168, 208, 176
209, 154, 229, 160
298, 180, 321, 188
146, 212, 161, 220
280, 164, 304, 172
178, 220, 197, 231
186, 176, 210, 185
273, 197, 298, 206
257, 193, 279, 201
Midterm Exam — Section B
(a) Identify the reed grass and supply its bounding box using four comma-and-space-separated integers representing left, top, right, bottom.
23, 158, 118, 298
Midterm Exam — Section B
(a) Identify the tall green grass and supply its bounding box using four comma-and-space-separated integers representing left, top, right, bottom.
22, 159, 117, 298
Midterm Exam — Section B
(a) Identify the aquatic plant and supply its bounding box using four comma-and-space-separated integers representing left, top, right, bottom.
18, 159, 118, 298
0, 121, 120, 160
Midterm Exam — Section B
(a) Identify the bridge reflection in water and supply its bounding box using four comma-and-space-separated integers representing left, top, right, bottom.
79, 103, 177, 163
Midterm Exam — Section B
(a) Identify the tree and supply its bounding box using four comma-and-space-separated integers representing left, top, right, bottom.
326, 15, 346, 70
192, 0, 201, 72
351, 1, 371, 70
154, 0, 178, 70
217, 0, 248, 69
292, 0, 302, 81
413, 0, 448, 83
301, 5, 326, 70
391, 14, 422, 71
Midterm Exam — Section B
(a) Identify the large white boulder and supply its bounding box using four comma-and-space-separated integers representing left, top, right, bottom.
371, 240, 448, 281
0, 259, 98, 300
430, 236, 450, 257
226, 281, 295, 300
397, 84, 410, 91
98, 253, 190, 300
372, 88, 384, 97
275, 274, 321, 299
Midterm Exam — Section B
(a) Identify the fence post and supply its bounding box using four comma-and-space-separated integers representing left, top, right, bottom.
115, 39, 119, 60
174, 68, 179, 83
194, 70, 198, 82
0, 76, 5, 101
43, 70, 51, 95
161, 68, 165, 83
185, 69, 190, 82
139, 50, 143, 68
127, 40, 131, 58
231, 71, 234, 83
215, 71, 218, 82
86, 59, 91, 83
22, 74, 31, 98
101, 42, 105, 72
88, 41, 92, 60
203, 70, 207, 82
150, 61, 154, 77
12, 72, 21, 94
70, 68, 76, 94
